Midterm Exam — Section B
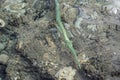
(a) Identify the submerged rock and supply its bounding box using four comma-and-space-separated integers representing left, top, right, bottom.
0, 43, 6, 51
2, 0, 28, 17
0, 54, 9, 64
0, 34, 8, 52
55, 66, 76, 80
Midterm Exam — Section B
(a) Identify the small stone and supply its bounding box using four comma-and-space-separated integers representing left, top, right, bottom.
15, 41, 23, 51
0, 18, 5, 27
87, 24, 97, 32
0, 50, 8, 54
0, 54, 9, 64
43, 53, 50, 61
0, 43, 6, 51
55, 66, 76, 80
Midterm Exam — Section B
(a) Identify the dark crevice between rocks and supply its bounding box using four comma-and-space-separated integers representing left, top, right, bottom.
18, 53, 55, 80
0, 64, 7, 80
